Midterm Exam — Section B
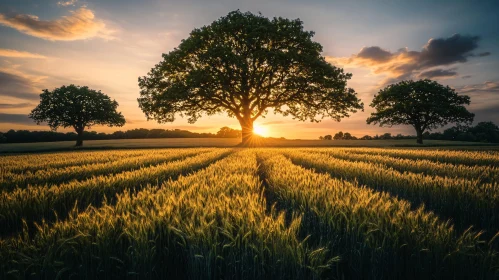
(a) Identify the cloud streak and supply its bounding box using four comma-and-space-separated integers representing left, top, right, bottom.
0, 113, 33, 125
0, 7, 113, 41
0, 48, 46, 59
0, 71, 41, 101
58, 0, 78, 7
329, 34, 489, 85
418, 68, 457, 79
458, 81, 499, 94
0, 102, 33, 109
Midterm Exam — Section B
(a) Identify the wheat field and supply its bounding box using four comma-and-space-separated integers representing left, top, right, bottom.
1, 147, 498, 279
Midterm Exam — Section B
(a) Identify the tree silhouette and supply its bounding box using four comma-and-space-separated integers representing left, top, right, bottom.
138, 10, 362, 145
333, 131, 344, 140
367, 79, 474, 144
216, 126, 242, 138
29, 85, 125, 146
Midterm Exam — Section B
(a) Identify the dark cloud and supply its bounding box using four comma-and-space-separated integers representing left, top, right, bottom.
0, 102, 33, 109
357, 46, 393, 62
462, 75, 472, 79
0, 113, 33, 125
0, 71, 40, 100
418, 68, 457, 79
329, 34, 489, 85
418, 34, 479, 67
478, 52, 491, 57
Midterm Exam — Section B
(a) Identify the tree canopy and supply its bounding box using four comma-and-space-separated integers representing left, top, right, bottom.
138, 10, 362, 145
29, 85, 125, 146
366, 79, 474, 144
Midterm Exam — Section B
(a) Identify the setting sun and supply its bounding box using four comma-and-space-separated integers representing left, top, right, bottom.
253, 124, 268, 137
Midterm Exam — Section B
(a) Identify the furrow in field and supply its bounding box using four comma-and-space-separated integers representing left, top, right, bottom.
0, 148, 212, 190
0, 149, 231, 237
0, 149, 150, 173
300, 148, 499, 182
343, 148, 499, 167
257, 150, 498, 279
0, 150, 332, 279
284, 150, 499, 234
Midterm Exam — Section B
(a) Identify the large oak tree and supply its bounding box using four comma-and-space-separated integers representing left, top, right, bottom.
138, 10, 362, 145
367, 79, 474, 144
29, 85, 126, 146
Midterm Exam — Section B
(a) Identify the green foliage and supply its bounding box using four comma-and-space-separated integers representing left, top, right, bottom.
367, 79, 474, 144
29, 85, 125, 145
138, 10, 362, 143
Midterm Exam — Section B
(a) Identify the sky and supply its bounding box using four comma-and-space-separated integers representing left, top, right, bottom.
0, 0, 498, 139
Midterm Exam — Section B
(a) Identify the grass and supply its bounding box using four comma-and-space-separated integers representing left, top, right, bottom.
1, 147, 498, 279
1, 138, 498, 153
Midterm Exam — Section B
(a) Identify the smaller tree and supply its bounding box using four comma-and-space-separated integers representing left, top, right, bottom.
367, 79, 474, 144
29, 85, 125, 146
323, 134, 333, 140
380, 132, 392, 140
343, 132, 355, 140
470, 122, 499, 143
318, 136, 324, 140
216, 127, 242, 138
333, 131, 344, 140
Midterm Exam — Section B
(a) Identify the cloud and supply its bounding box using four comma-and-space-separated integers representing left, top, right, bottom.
472, 105, 499, 123
0, 7, 113, 41
0, 102, 33, 109
0, 48, 46, 59
462, 75, 472, 79
417, 68, 457, 79
478, 52, 491, 57
458, 81, 499, 94
0, 113, 33, 125
418, 34, 479, 67
58, 0, 78, 7
357, 46, 393, 63
329, 34, 489, 85
124, 118, 146, 124
0, 71, 41, 100
260, 121, 287, 126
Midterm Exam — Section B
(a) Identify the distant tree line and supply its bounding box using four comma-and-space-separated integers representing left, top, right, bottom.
0, 127, 242, 144
319, 121, 499, 143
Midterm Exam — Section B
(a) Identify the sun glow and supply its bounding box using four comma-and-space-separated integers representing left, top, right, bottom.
253, 124, 269, 137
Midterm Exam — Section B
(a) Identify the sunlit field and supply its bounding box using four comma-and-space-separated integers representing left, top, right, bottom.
1, 147, 499, 279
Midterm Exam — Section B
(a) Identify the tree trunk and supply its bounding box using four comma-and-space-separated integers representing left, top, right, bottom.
75, 129, 84, 147
415, 127, 423, 145
239, 117, 254, 146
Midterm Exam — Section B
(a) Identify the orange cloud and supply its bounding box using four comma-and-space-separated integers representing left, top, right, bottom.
0, 49, 47, 59
0, 7, 113, 41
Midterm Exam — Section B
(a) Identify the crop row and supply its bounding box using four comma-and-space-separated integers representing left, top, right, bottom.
302, 148, 499, 182
0, 148, 212, 190
342, 148, 499, 167
258, 149, 498, 279
0, 150, 331, 279
284, 150, 499, 234
0, 149, 150, 173
0, 149, 231, 237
